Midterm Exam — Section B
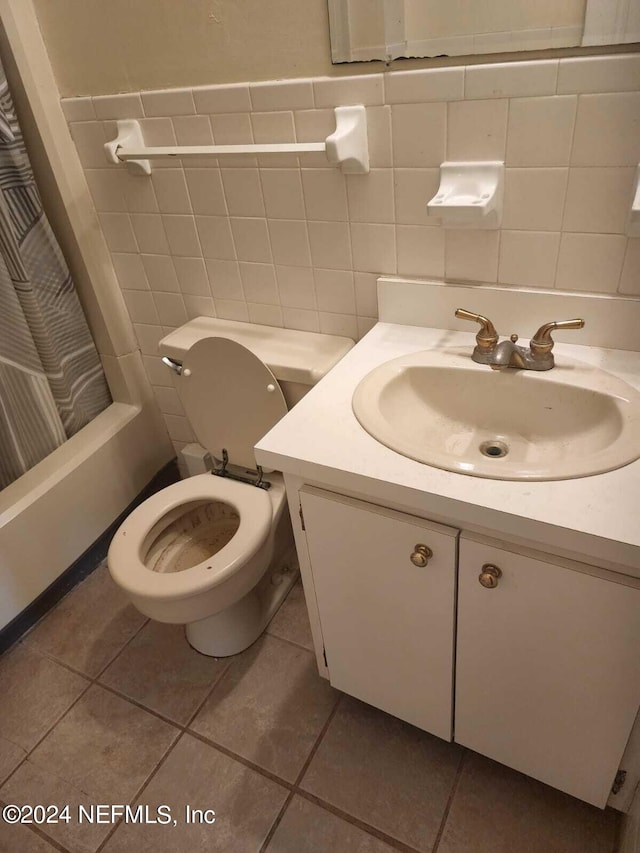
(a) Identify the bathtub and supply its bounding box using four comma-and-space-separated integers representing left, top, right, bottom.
0, 399, 173, 631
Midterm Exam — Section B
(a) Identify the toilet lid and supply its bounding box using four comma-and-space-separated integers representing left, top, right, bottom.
176, 337, 287, 469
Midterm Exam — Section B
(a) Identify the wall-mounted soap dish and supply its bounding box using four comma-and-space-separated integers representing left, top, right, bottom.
427, 162, 504, 229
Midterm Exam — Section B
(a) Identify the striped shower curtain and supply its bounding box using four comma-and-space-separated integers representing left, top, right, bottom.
0, 57, 111, 490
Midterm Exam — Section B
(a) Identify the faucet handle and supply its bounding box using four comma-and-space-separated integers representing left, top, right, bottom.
530, 318, 585, 356
455, 308, 499, 352
529, 318, 585, 368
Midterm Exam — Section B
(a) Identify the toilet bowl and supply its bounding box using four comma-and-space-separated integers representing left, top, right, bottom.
108, 318, 353, 656
109, 472, 295, 656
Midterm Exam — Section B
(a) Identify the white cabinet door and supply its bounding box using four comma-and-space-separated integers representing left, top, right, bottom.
456, 536, 640, 807
300, 486, 458, 740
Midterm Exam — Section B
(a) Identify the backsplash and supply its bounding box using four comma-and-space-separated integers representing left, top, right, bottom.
62, 54, 640, 453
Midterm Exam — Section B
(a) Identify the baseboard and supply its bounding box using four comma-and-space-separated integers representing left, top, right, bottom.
0, 458, 180, 656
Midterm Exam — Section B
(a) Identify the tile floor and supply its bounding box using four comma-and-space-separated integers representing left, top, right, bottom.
0, 562, 621, 853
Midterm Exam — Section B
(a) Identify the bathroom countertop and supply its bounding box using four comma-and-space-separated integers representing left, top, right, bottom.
255, 322, 640, 577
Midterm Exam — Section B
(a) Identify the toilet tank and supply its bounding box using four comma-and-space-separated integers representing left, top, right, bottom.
158, 317, 354, 407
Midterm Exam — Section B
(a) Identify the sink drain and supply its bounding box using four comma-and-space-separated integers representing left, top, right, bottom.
479, 439, 509, 459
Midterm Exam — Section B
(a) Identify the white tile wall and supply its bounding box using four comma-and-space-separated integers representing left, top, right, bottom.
193, 83, 251, 114
62, 53, 640, 451
556, 233, 627, 291
268, 220, 311, 267
130, 214, 169, 254
250, 79, 315, 112
447, 99, 508, 160
313, 74, 384, 108
140, 254, 179, 292
385, 67, 464, 104
557, 55, 640, 94
391, 103, 446, 166
621, 239, 640, 295
465, 60, 558, 99
498, 231, 561, 287
502, 168, 568, 231
571, 93, 640, 166
445, 231, 499, 282
93, 93, 143, 120
141, 88, 195, 117
505, 96, 577, 166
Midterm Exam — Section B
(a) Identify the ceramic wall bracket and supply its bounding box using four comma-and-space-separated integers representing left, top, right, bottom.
427, 161, 504, 229
626, 165, 640, 237
103, 106, 369, 175
325, 105, 370, 174
103, 118, 151, 176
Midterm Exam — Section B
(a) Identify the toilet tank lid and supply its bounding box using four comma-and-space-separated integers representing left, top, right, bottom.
159, 318, 354, 385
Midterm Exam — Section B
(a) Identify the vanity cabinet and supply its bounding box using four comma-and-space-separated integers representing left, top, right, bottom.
456, 537, 640, 806
299, 486, 458, 740
298, 486, 640, 808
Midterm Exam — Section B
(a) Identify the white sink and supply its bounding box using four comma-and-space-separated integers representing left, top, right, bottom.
352, 348, 640, 481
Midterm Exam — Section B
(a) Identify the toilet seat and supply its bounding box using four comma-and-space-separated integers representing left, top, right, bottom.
108, 474, 272, 603
177, 337, 287, 470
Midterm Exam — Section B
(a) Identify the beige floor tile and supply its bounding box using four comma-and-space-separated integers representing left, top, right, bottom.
190, 635, 339, 782
266, 795, 397, 852
0, 735, 26, 783
301, 696, 463, 852
99, 622, 230, 724
102, 733, 288, 852
1, 760, 111, 853
267, 581, 314, 651
0, 819, 61, 853
438, 752, 619, 853
0, 646, 88, 751
24, 565, 146, 677
27, 684, 178, 804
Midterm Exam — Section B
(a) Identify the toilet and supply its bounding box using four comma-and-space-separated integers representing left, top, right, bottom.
108, 317, 353, 656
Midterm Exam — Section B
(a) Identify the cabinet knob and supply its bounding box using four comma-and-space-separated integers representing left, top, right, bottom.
479, 563, 502, 588
410, 544, 433, 567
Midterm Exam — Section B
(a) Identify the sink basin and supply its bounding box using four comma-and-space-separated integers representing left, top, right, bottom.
352, 349, 640, 480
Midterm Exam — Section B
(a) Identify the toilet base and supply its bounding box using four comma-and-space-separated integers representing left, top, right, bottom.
184, 547, 299, 657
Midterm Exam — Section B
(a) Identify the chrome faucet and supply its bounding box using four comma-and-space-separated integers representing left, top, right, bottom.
454, 308, 585, 371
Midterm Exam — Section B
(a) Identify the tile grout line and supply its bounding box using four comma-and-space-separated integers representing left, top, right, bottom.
8, 640, 464, 853
165, 636, 432, 852
255, 689, 423, 853
4, 558, 477, 853
97, 649, 237, 741
93, 730, 188, 853
5, 590, 458, 853
288, 690, 420, 852
258, 789, 296, 853
185, 683, 425, 852
0, 797, 71, 853
185, 728, 297, 790
0, 678, 94, 853
293, 789, 422, 853
92, 617, 151, 682
95, 680, 189, 730
15, 630, 236, 853
431, 749, 468, 853
2, 671, 421, 853
292, 691, 343, 788
0, 615, 156, 852
263, 629, 316, 656
0, 675, 94, 792
553, 93, 580, 287
183, 656, 235, 730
